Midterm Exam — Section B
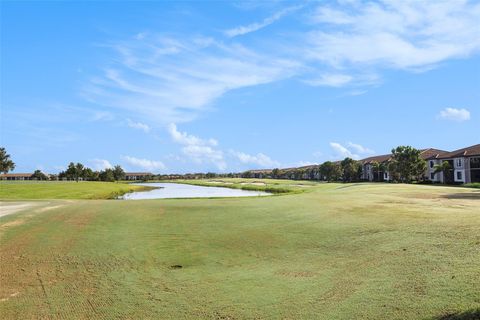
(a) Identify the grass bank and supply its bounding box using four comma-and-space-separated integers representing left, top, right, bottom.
0, 181, 154, 200
1, 182, 479, 319
154, 178, 316, 195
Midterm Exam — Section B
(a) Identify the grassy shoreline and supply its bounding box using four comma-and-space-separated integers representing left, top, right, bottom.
138, 177, 326, 194
0, 181, 155, 200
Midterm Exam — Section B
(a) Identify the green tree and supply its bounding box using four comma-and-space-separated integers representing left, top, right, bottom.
64, 162, 77, 181
272, 168, 280, 179
206, 172, 216, 179
320, 161, 342, 181
82, 168, 99, 181
341, 157, 362, 182
433, 161, 451, 184
99, 168, 115, 182
64, 162, 85, 182
389, 146, 427, 183
75, 163, 85, 181
113, 165, 126, 181
0, 147, 15, 173
31, 170, 49, 180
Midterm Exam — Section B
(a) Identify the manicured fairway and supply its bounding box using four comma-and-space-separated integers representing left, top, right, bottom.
0, 181, 152, 200
1, 181, 479, 319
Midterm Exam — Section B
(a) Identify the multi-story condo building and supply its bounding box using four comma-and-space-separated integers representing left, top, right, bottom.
426, 144, 480, 184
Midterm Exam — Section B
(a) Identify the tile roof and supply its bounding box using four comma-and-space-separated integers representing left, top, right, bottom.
0, 173, 34, 177
360, 154, 392, 164
419, 148, 450, 160
437, 144, 480, 159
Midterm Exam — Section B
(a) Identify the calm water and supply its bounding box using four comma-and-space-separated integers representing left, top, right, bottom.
120, 183, 271, 200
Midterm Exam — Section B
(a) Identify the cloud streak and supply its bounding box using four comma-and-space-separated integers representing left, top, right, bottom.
122, 156, 165, 171
127, 118, 150, 132
230, 150, 279, 168
83, 35, 299, 124
225, 5, 302, 38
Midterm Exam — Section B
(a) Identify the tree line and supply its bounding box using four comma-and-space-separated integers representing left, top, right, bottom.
1, 145, 452, 184
0, 148, 128, 181
57, 163, 126, 182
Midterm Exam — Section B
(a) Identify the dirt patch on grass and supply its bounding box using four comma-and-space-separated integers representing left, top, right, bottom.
441, 193, 480, 200
35, 205, 65, 213
0, 202, 36, 217
0, 291, 20, 302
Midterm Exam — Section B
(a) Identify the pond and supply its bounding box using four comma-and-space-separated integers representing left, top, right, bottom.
120, 182, 271, 200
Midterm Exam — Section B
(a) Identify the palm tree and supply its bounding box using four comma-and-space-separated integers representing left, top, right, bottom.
378, 162, 386, 181
433, 161, 451, 184
0, 147, 15, 173
371, 161, 385, 182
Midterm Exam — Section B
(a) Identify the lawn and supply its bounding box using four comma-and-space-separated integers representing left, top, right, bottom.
0, 181, 479, 319
0, 181, 153, 200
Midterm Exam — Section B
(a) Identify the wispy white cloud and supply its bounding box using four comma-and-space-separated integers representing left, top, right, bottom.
437, 107, 471, 122
83, 35, 300, 124
90, 159, 113, 171
230, 150, 279, 168
308, 1, 480, 71
167, 123, 217, 146
330, 142, 359, 159
330, 142, 374, 160
167, 123, 226, 170
347, 142, 374, 155
127, 118, 150, 132
182, 145, 226, 171
122, 155, 166, 171
304, 73, 353, 87
82, 1, 480, 126
225, 5, 302, 37
91, 111, 114, 122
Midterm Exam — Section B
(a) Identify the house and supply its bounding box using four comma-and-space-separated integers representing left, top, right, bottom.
0, 173, 34, 180
360, 148, 448, 182
360, 154, 392, 181
124, 172, 153, 181
432, 144, 480, 184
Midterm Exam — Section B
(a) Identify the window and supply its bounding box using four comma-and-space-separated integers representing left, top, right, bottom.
430, 161, 434, 168
456, 158, 462, 167
471, 157, 480, 169
457, 171, 462, 180
430, 173, 435, 180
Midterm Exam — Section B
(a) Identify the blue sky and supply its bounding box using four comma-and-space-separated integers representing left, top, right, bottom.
2, 0, 479, 173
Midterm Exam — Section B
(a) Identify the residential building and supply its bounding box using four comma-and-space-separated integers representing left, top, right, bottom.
0, 173, 34, 180
360, 148, 447, 182
124, 172, 153, 180
435, 144, 480, 184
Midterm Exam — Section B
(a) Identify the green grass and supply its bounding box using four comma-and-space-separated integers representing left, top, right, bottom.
464, 182, 480, 188
165, 178, 311, 194
0, 181, 153, 199
1, 181, 479, 319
